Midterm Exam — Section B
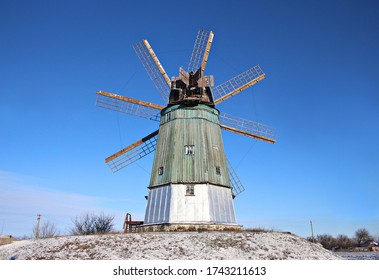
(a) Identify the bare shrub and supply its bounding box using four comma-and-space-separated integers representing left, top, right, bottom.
71, 212, 114, 235
94, 212, 115, 233
335, 234, 353, 249
71, 213, 97, 235
316, 234, 336, 250
313, 229, 374, 250
32, 221, 60, 239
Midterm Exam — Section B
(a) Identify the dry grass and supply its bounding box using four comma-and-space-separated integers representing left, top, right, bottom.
243, 227, 274, 233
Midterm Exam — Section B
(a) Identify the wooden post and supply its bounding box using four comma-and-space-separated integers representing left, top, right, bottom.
35, 214, 41, 239
310, 221, 314, 243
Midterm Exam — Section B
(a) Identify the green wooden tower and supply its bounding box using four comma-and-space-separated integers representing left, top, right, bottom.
96, 30, 277, 231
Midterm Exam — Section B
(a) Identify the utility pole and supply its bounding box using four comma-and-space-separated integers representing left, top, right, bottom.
310, 220, 314, 243
35, 214, 41, 239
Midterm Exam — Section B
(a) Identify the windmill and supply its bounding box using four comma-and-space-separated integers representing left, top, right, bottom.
96, 30, 277, 231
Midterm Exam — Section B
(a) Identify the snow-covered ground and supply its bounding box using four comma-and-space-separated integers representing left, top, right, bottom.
0, 231, 341, 260
335, 251, 379, 260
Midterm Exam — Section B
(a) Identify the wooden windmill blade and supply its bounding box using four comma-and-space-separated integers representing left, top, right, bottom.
213, 65, 266, 105
219, 112, 277, 144
96, 91, 163, 122
133, 40, 171, 102
105, 130, 159, 173
187, 30, 214, 75
226, 158, 245, 197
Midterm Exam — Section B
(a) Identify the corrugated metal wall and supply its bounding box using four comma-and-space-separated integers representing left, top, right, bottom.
144, 183, 236, 225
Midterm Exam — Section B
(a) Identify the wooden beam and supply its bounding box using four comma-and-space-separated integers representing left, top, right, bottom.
214, 74, 266, 105
105, 130, 159, 163
220, 124, 275, 144
201, 31, 214, 75
142, 40, 171, 87
96, 91, 164, 110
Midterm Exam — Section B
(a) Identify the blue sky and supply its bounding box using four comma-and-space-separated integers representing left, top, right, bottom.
1, 0, 378, 239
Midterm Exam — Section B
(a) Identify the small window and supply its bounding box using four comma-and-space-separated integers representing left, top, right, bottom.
185, 145, 195, 155
165, 112, 171, 122
216, 166, 221, 175
186, 185, 194, 196
158, 166, 164, 175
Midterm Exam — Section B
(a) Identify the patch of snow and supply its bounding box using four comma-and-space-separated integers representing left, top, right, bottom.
0, 232, 341, 260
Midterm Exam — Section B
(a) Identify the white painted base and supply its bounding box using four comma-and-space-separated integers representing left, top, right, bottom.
144, 183, 237, 225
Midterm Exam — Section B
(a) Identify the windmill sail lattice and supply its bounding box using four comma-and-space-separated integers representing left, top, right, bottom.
96, 91, 162, 121
188, 30, 214, 74
213, 65, 266, 105
105, 130, 159, 173
226, 159, 245, 197
219, 113, 276, 144
133, 40, 171, 102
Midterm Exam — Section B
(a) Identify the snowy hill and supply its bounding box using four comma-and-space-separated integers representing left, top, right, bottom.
0, 231, 340, 260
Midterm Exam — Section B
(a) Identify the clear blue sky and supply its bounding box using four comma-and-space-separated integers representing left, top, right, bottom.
1, 0, 378, 239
